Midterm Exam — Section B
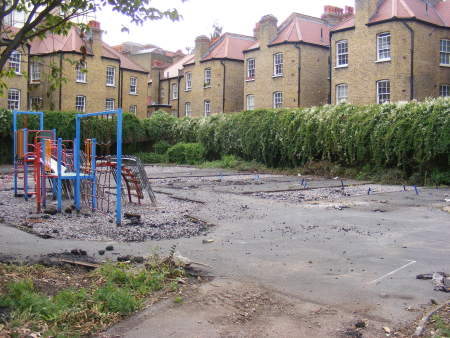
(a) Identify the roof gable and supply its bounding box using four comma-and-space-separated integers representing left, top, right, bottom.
201, 33, 256, 61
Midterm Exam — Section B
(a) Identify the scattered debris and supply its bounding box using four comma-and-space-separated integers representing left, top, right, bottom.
417, 272, 450, 292
355, 320, 366, 328
98, 250, 105, 255
44, 206, 57, 215
202, 239, 215, 244
105, 245, 114, 251
383, 326, 391, 334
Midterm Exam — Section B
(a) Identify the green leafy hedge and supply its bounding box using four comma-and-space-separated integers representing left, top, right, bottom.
1, 99, 449, 183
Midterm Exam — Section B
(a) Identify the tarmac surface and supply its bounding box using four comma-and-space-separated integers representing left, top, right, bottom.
1, 165, 449, 337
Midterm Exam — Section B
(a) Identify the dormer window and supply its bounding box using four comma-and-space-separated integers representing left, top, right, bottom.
377, 33, 391, 62
440, 39, 450, 66
247, 58, 255, 80
204, 68, 211, 87
336, 40, 348, 67
273, 53, 283, 77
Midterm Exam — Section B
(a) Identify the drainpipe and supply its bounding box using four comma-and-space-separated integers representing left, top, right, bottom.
221, 60, 226, 113
167, 79, 171, 105
294, 44, 301, 107
401, 21, 415, 101
177, 70, 181, 118
58, 52, 63, 110
157, 71, 161, 103
328, 31, 333, 104
26, 44, 31, 110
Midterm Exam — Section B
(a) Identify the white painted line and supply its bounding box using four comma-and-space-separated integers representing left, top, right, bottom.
368, 260, 417, 285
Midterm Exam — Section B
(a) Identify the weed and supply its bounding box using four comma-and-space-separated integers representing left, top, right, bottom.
173, 296, 183, 304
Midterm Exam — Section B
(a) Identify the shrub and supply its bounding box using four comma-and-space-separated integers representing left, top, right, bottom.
135, 152, 167, 164
153, 140, 171, 154
167, 143, 205, 164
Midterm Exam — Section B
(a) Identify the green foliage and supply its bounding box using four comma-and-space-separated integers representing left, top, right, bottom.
1, 98, 449, 183
153, 140, 171, 154
167, 143, 205, 165
135, 152, 167, 164
94, 283, 139, 315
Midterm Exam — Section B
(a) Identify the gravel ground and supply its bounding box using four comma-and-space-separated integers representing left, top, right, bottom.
145, 165, 201, 175
0, 182, 207, 242
153, 174, 282, 186
252, 184, 406, 203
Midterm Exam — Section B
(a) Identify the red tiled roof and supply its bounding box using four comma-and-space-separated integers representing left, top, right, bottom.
30, 27, 92, 55
332, 0, 450, 31
370, 0, 450, 26
201, 33, 256, 61
270, 13, 331, 47
331, 16, 355, 31
30, 27, 147, 73
101, 42, 147, 73
161, 54, 195, 79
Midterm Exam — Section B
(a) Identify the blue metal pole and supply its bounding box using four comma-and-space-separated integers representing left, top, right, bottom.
39, 112, 44, 130
12, 111, 17, 196
41, 138, 46, 208
115, 109, 123, 225
23, 129, 28, 201
75, 116, 81, 211
91, 138, 96, 211
57, 138, 62, 213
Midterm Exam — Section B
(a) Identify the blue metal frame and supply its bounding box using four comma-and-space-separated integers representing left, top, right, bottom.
12, 110, 44, 197
74, 109, 123, 225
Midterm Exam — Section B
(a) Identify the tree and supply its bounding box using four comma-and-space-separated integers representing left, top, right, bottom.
209, 22, 222, 41
0, 0, 184, 73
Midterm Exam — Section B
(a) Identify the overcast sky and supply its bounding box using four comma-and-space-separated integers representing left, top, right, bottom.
96, 0, 355, 52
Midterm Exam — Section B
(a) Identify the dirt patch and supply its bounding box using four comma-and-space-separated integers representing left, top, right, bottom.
396, 303, 450, 337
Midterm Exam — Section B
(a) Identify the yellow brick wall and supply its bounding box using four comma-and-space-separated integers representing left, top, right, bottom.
244, 43, 329, 109
331, 20, 450, 105
121, 69, 148, 119
0, 45, 29, 110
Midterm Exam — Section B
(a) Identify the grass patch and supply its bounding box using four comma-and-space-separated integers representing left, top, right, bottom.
0, 259, 185, 337
431, 312, 450, 337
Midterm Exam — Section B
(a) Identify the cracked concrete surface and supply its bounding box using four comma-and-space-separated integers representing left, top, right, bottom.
1, 165, 449, 337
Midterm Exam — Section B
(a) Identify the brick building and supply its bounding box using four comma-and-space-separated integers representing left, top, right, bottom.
331, 0, 450, 105
158, 33, 256, 117
0, 27, 29, 111
28, 21, 149, 118
243, 10, 348, 110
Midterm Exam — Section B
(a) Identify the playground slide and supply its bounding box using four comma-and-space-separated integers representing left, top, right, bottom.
48, 157, 67, 175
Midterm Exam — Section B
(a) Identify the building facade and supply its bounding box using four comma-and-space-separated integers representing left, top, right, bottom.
331, 0, 450, 105
0, 27, 29, 111
27, 21, 148, 118
158, 33, 256, 117
243, 13, 339, 110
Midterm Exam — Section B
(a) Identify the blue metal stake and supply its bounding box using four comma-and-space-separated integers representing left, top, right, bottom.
367, 187, 372, 195
23, 129, 28, 201
91, 138, 97, 212
12, 111, 17, 196
57, 138, 62, 213
116, 109, 123, 225
75, 116, 81, 212
414, 185, 419, 195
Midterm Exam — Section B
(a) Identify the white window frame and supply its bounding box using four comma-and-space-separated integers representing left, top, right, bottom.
273, 53, 283, 77
336, 40, 348, 67
204, 100, 211, 116
171, 82, 178, 99
440, 84, 450, 97
105, 98, 115, 111
30, 96, 43, 109
185, 72, 192, 91
440, 39, 450, 66
129, 105, 137, 114
129, 77, 137, 94
8, 89, 20, 109
246, 94, 255, 110
76, 62, 87, 83
75, 95, 86, 112
336, 84, 348, 103
8, 50, 21, 74
204, 68, 211, 87
106, 66, 116, 86
273, 91, 283, 108
376, 80, 390, 104
30, 61, 40, 82
185, 102, 192, 117
377, 32, 391, 62
247, 58, 255, 80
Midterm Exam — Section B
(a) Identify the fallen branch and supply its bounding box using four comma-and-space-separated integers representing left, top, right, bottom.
413, 300, 450, 336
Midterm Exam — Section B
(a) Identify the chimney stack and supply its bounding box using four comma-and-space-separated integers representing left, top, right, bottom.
321, 5, 354, 26
194, 35, 210, 62
256, 15, 278, 46
87, 20, 102, 56
355, 0, 382, 26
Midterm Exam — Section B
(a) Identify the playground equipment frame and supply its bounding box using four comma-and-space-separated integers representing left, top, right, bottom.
74, 108, 123, 225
